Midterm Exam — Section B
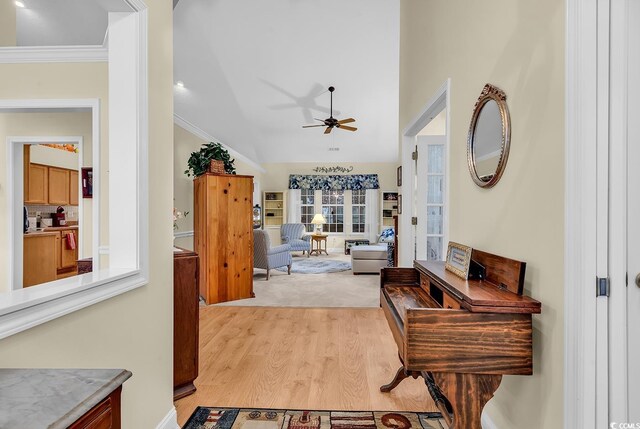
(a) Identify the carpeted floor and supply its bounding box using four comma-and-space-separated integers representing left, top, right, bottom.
183, 408, 447, 429
214, 253, 380, 308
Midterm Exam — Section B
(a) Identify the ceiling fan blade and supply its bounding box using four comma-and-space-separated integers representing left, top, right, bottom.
324, 127, 333, 134
314, 118, 327, 122
337, 125, 357, 132
302, 125, 325, 128
337, 118, 355, 124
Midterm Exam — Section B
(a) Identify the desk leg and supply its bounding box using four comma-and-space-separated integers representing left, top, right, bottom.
431, 372, 502, 429
379, 366, 420, 392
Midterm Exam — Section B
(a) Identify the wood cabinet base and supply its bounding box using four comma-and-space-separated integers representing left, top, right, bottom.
68, 386, 122, 429
173, 381, 197, 401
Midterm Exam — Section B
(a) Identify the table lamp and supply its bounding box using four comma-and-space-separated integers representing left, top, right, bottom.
311, 213, 326, 234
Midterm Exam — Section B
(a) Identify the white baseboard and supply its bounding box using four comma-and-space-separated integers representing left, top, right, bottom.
481, 411, 498, 429
156, 406, 179, 429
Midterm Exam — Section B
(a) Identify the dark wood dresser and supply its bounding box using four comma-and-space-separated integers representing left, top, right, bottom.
379, 249, 541, 429
173, 248, 200, 400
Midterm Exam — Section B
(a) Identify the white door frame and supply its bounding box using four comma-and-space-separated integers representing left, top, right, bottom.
399, 79, 451, 267
565, 0, 633, 426
8, 135, 88, 290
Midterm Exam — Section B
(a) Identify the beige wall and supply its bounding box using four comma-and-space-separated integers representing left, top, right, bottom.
0, 112, 93, 273
0, 0, 16, 46
400, 1, 564, 428
174, 123, 265, 250
0, 1, 175, 427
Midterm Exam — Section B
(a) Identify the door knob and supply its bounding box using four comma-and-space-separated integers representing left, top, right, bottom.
636, 273, 640, 288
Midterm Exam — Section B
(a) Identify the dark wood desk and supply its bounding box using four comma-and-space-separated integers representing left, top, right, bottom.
379, 250, 541, 429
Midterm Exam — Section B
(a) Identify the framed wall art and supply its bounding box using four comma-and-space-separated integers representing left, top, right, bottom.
444, 242, 473, 279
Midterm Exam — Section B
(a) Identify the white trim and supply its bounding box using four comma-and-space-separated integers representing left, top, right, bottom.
174, 114, 266, 173
155, 407, 179, 429
0, 46, 108, 63
565, 0, 599, 427
173, 230, 194, 239
399, 79, 450, 267
98, 246, 110, 255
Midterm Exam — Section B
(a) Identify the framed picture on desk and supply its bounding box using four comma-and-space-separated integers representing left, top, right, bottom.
445, 242, 472, 279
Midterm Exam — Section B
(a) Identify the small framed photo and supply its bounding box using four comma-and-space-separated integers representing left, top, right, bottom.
445, 242, 473, 279
397, 166, 402, 187
397, 194, 402, 214
81, 167, 93, 198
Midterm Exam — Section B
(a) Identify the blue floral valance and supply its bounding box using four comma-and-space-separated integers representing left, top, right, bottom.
288, 174, 379, 190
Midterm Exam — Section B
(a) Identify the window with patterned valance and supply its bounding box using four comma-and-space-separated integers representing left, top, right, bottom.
288, 174, 380, 190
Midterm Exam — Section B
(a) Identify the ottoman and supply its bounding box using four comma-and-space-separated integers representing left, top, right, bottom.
351, 244, 389, 274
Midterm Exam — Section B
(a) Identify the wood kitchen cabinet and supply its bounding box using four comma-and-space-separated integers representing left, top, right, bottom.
23, 233, 58, 287
69, 170, 79, 205
53, 227, 79, 278
48, 167, 70, 205
25, 163, 49, 204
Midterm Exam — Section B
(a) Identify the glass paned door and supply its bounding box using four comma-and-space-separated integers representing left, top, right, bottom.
416, 135, 446, 261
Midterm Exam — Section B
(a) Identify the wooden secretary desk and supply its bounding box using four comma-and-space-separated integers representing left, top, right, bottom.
379, 249, 541, 429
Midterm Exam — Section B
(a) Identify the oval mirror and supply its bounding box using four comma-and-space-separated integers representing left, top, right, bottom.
467, 84, 511, 188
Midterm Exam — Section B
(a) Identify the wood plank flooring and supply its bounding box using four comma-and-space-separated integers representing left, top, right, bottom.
175, 306, 435, 426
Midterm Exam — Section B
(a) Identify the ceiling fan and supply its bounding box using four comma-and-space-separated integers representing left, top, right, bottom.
302, 86, 357, 134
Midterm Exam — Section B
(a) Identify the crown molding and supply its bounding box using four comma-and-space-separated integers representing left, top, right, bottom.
173, 114, 266, 173
0, 46, 108, 64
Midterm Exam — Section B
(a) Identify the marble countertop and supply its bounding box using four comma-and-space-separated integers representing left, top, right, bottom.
0, 368, 132, 429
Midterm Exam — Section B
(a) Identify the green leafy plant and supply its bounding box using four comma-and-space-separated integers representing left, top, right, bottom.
184, 142, 236, 177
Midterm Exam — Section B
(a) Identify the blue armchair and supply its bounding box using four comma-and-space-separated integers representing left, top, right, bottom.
253, 229, 292, 280
280, 223, 312, 257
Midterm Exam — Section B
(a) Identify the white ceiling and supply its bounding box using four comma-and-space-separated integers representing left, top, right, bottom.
10, 0, 132, 47
173, 0, 400, 164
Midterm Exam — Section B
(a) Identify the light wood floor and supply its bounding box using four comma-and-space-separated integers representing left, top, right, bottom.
175, 306, 435, 426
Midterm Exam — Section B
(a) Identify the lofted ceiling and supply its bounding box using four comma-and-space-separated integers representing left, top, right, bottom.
173, 0, 400, 164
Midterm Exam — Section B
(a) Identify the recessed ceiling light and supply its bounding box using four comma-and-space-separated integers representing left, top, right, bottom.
15, 1, 25, 7
176, 81, 185, 88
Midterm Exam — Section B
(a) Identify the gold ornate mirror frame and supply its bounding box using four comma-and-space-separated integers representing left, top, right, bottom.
467, 83, 511, 188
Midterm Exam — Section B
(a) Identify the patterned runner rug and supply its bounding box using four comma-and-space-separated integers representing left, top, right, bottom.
184, 408, 447, 429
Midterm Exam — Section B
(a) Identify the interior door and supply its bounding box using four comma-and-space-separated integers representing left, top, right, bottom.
415, 135, 446, 261
627, 0, 640, 419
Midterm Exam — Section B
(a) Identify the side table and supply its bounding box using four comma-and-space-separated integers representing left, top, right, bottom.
310, 234, 329, 256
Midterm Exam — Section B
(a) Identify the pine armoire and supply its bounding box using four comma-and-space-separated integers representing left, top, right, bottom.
194, 173, 254, 304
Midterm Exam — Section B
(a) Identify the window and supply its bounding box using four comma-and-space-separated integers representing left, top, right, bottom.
300, 189, 315, 232
321, 190, 344, 233
351, 190, 366, 233
297, 189, 368, 235
426, 144, 445, 260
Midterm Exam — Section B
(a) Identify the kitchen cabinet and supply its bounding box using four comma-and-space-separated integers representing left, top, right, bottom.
23, 233, 58, 287
70, 170, 79, 205
23, 146, 80, 206
48, 167, 70, 205
45, 227, 79, 278
25, 164, 49, 204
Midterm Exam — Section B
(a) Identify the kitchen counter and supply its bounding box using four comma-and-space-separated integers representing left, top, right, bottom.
0, 368, 131, 429
23, 231, 59, 237
42, 225, 79, 231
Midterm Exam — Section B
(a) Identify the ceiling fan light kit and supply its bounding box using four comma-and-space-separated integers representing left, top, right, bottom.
302, 86, 358, 134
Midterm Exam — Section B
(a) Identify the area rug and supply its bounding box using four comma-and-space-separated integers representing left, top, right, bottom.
275, 258, 352, 274
184, 408, 447, 429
